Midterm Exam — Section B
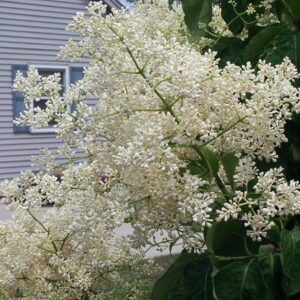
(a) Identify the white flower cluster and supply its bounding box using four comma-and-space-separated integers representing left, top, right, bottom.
1, 0, 300, 297
0, 197, 156, 298
227, 0, 278, 28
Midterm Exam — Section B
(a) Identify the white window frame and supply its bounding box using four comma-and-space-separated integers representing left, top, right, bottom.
30, 65, 70, 134
118, 0, 135, 9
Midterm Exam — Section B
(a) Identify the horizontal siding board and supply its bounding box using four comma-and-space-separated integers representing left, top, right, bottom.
0, 18, 72, 30
0, 149, 58, 157
0, 129, 13, 134
0, 60, 88, 66
0, 113, 13, 118
0, 15, 75, 26
0, 127, 13, 131
0, 30, 77, 41
0, 166, 36, 173
0, 49, 60, 58
0, 134, 58, 140
0, 36, 77, 45
0, 161, 40, 168
0, 144, 60, 151
0, 152, 85, 161
0, 7, 82, 19
0, 138, 59, 146
0, 43, 63, 52
0, 55, 63, 62
0, 25, 78, 36
0, 105, 13, 110
0, 117, 13, 122
0, 0, 89, 11
0, 167, 35, 180
0, 70, 10, 76
0, 120, 12, 126
1, 0, 88, 4
0, 83, 12, 89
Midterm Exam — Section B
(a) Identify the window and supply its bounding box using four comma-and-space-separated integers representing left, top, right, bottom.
12, 65, 83, 134
31, 65, 70, 133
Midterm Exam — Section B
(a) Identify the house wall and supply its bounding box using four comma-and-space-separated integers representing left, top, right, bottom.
0, 0, 93, 180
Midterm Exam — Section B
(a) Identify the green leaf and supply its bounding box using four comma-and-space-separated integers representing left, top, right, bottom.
199, 147, 220, 179
212, 36, 245, 66
290, 144, 300, 162
187, 159, 208, 177
221, 152, 239, 190
258, 254, 284, 300
262, 29, 300, 67
169, 261, 214, 300
150, 252, 213, 300
280, 227, 300, 296
182, 0, 212, 38
282, 0, 300, 27
244, 24, 283, 63
292, 113, 300, 127
214, 261, 268, 300
187, 146, 220, 180
267, 220, 281, 243
206, 220, 259, 258
271, 1, 285, 20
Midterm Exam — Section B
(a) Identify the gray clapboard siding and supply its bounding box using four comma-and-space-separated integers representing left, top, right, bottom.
0, 168, 36, 180
0, 0, 94, 180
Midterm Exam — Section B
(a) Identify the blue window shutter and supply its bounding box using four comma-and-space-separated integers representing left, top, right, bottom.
12, 65, 29, 133
70, 67, 84, 112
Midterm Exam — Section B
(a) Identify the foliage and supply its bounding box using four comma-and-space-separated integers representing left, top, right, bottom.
183, 0, 300, 181
1, 0, 300, 299
149, 0, 300, 299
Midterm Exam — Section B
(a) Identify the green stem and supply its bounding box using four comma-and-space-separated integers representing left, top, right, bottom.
200, 116, 246, 148
60, 233, 72, 251
215, 174, 231, 201
27, 209, 58, 254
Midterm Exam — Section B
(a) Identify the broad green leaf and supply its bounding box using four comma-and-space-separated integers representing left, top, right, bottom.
258, 254, 284, 300
214, 261, 268, 300
206, 220, 259, 258
266, 221, 281, 243
168, 261, 214, 300
271, 1, 285, 20
244, 24, 283, 62
283, 0, 300, 26
150, 252, 212, 300
280, 228, 300, 296
213, 37, 244, 52
292, 113, 300, 127
187, 159, 208, 177
221, 152, 239, 190
262, 29, 300, 67
211, 36, 245, 66
290, 144, 300, 162
187, 146, 220, 179
199, 147, 220, 179
182, 0, 212, 38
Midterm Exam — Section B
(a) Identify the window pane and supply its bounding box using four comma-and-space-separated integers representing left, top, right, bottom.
34, 98, 57, 126
38, 69, 65, 95
33, 68, 66, 129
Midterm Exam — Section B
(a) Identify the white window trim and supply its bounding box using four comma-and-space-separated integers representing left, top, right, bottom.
29, 65, 70, 134
118, 0, 135, 10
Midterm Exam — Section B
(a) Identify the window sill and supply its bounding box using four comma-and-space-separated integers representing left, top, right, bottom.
30, 127, 58, 134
